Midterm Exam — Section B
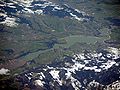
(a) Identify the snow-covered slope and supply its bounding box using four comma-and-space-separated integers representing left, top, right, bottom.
17, 47, 120, 90
0, 0, 93, 27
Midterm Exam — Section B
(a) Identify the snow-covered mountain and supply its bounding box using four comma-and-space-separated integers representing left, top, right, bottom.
0, 0, 93, 27
16, 47, 120, 90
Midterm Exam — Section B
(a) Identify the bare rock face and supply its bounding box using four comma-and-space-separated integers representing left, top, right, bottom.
87, 80, 104, 90
105, 81, 120, 90
22, 84, 30, 90
87, 80, 120, 90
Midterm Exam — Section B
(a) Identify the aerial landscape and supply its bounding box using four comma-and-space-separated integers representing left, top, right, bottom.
0, 0, 120, 90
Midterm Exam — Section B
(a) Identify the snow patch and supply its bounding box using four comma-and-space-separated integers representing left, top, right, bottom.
24, 8, 34, 13
49, 70, 60, 79
0, 17, 18, 27
108, 47, 120, 59
34, 80, 44, 87
35, 10, 43, 15
0, 68, 10, 75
